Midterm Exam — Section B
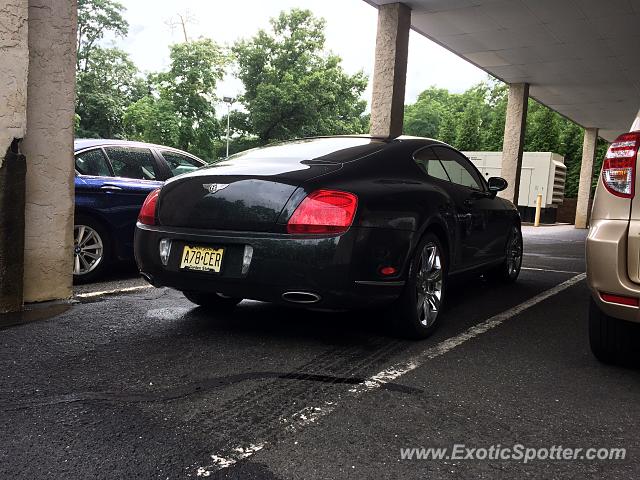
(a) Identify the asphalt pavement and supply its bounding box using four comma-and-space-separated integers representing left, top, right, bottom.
2, 225, 639, 479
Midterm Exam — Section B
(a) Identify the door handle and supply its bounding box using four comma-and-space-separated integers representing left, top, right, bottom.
100, 184, 123, 191
464, 198, 474, 207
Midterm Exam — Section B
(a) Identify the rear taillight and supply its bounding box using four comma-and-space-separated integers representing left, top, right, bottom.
602, 131, 640, 198
138, 188, 161, 226
287, 189, 358, 234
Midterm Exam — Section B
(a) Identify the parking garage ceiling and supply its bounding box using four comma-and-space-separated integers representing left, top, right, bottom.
365, 0, 640, 141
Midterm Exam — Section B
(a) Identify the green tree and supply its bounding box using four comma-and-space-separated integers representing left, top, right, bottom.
233, 9, 368, 143
480, 81, 507, 150
76, 47, 146, 138
75, 0, 141, 138
455, 102, 481, 150
438, 110, 457, 145
404, 87, 450, 138
556, 120, 583, 197
76, 0, 128, 71
124, 39, 228, 160
123, 96, 180, 146
525, 100, 560, 153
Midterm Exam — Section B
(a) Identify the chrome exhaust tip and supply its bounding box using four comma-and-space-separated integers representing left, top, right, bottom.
281, 291, 321, 304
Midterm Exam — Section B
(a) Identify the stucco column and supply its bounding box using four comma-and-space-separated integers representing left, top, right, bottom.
21, 0, 77, 303
499, 83, 529, 204
0, 0, 29, 313
369, 2, 410, 138
575, 128, 599, 229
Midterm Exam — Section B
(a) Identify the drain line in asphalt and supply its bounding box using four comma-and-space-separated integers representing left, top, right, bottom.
195, 272, 586, 476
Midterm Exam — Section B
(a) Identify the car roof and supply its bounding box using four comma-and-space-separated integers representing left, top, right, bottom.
74, 138, 200, 157
303, 134, 451, 148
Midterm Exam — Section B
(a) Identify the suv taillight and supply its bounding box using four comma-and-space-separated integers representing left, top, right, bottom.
287, 190, 358, 234
138, 188, 161, 225
602, 131, 640, 198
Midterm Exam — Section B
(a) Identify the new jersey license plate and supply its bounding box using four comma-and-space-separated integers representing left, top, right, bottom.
179, 245, 224, 273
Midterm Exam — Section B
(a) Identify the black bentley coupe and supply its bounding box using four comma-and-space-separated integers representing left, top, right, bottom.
134, 136, 522, 338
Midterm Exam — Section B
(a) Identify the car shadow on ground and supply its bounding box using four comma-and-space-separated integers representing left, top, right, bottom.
154, 273, 536, 346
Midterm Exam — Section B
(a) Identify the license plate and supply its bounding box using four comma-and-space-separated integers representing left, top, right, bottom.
179, 245, 224, 273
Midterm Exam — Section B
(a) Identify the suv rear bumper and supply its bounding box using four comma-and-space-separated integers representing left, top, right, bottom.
587, 219, 640, 323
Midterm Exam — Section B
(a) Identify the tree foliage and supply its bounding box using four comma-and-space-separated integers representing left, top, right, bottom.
123, 39, 228, 160
75, 0, 142, 138
232, 9, 368, 143
77, 0, 128, 71
76, 47, 146, 138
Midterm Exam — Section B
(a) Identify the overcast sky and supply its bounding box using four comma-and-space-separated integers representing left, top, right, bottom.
114, 0, 489, 106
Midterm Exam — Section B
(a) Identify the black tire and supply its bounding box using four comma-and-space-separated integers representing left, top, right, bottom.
589, 297, 633, 364
183, 291, 242, 310
392, 233, 447, 339
73, 213, 112, 284
487, 224, 522, 283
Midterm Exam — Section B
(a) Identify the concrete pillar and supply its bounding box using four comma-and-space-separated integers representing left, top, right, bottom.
0, 0, 29, 313
21, 0, 77, 303
369, 2, 410, 138
575, 128, 599, 229
499, 83, 529, 204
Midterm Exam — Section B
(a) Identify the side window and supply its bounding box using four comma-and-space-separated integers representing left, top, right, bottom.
75, 148, 112, 177
433, 146, 483, 191
160, 150, 203, 177
104, 147, 158, 180
413, 147, 450, 182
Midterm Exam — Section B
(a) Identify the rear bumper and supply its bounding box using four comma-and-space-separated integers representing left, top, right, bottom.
134, 223, 414, 310
587, 219, 640, 323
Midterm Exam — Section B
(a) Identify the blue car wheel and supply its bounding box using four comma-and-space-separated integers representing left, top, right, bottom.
73, 214, 111, 283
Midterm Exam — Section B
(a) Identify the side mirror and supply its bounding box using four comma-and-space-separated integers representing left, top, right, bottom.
487, 177, 508, 195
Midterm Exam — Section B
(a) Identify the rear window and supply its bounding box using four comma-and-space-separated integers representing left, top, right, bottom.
227, 138, 385, 164
75, 148, 112, 177
104, 146, 158, 180
161, 150, 203, 176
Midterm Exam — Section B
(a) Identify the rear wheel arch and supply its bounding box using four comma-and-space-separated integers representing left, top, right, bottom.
392, 231, 447, 339
74, 209, 118, 249
418, 220, 451, 273
74, 208, 113, 232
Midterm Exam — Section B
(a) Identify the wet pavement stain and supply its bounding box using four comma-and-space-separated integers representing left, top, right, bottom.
0, 301, 73, 330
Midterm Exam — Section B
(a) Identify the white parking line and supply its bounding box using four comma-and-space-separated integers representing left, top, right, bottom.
75, 285, 153, 298
522, 266, 584, 275
195, 272, 586, 476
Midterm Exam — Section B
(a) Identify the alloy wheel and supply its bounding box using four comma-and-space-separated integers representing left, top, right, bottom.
73, 224, 104, 276
415, 242, 443, 328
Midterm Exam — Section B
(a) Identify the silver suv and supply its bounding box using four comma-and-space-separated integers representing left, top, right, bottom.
587, 130, 640, 362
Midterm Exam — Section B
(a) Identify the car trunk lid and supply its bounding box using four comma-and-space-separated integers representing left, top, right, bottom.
156, 138, 385, 232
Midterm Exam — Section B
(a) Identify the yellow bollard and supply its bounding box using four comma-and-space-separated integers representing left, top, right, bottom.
534, 193, 543, 227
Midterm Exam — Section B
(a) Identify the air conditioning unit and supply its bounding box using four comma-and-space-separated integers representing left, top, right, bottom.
463, 151, 567, 222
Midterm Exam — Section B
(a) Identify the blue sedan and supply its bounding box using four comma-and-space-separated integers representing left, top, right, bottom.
74, 139, 206, 282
